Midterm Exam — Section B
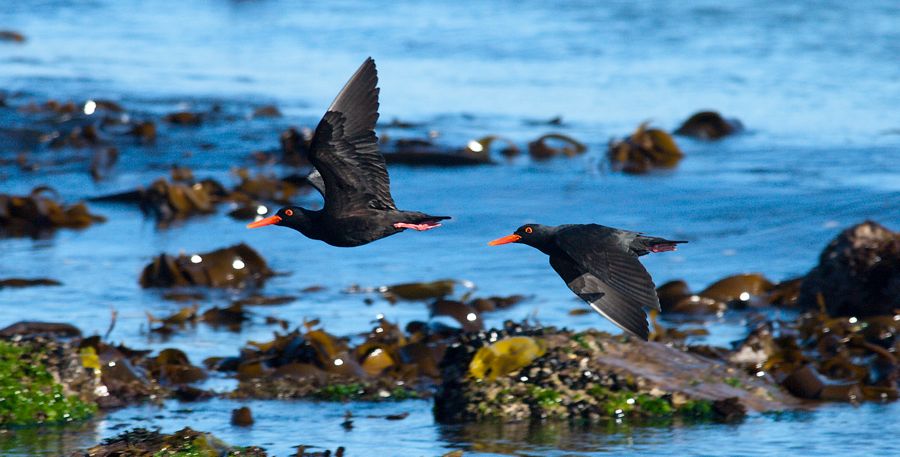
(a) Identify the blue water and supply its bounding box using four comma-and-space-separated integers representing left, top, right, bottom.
1, 1, 899, 455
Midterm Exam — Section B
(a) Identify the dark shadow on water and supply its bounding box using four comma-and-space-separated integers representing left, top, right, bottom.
438, 416, 739, 455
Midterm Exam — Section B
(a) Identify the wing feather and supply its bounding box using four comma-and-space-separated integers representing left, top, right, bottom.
555, 224, 661, 312
307, 58, 396, 215
550, 255, 649, 340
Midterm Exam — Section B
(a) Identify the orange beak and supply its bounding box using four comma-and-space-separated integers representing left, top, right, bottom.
488, 234, 521, 246
247, 215, 282, 229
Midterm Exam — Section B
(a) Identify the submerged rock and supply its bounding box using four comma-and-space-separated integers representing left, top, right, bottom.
674, 111, 743, 140
607, 123, 684, 174
140, 243, 273, 289
231, 406, 254, 426
799, 221, 900, 317
435, 328, 797, 423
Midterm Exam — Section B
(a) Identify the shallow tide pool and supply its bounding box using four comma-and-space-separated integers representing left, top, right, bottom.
1, 1, 899, 455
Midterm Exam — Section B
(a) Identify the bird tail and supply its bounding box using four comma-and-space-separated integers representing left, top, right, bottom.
633, 236, 687, 255
416, 214, 451, 223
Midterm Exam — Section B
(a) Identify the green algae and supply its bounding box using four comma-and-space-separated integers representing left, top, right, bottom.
0, 340, 96, 426
528, 386, 561, 407
312, 382, 420, 401
677, 399, 715, 419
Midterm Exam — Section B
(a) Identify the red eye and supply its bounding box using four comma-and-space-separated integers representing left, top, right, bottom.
285, 209, 293, 216
525, 227, 533, 234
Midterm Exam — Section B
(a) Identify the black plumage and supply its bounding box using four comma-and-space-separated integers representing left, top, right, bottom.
248, 58, 449, 246
489, 223, 686, 340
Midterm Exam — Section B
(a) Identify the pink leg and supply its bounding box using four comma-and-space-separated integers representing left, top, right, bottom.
394, 222, 442, 231
650, 244, 677, 253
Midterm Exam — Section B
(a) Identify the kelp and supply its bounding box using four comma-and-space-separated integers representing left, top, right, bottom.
527, 133, 587, 160
0, 187, 105, 237
607, 122, 684, 173
140, 243, 273, 289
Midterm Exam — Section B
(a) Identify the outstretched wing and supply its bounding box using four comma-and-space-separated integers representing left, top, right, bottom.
308, 58, 396, 216
549, 254, 649, 340
555, 224, 661, 312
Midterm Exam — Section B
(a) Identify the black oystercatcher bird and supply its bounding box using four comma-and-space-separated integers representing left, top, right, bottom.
488, 224, 686, 340
247, 58, 449, 247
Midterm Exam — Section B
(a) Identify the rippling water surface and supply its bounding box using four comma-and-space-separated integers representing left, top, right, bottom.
1, 1, 899, 455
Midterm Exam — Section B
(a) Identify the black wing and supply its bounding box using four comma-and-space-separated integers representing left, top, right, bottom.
308, 58, 396, 216
549, 254, 649, 340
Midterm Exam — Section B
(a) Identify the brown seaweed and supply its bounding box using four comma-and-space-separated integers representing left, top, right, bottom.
527, 133, 587, 160
0, 187, 106, 237
140, 243, 273, 289
607, 122, 684, 173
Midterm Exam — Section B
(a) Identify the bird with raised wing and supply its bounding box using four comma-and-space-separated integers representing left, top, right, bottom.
248, 58, 449, 246
489, 224, 686, 340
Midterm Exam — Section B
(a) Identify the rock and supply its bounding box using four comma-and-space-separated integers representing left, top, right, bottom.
231, 406, 254, 426
799, 221, 900, 317
674, 111, 743, 140
435, 328, 798, 423
0, 321, 80, 338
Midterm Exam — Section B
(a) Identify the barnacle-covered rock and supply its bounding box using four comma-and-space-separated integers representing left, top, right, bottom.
435, 327, 796, 423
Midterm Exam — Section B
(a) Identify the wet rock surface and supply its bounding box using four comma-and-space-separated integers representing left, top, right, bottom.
799, 220, 900, 317
435, 326, 798, 423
